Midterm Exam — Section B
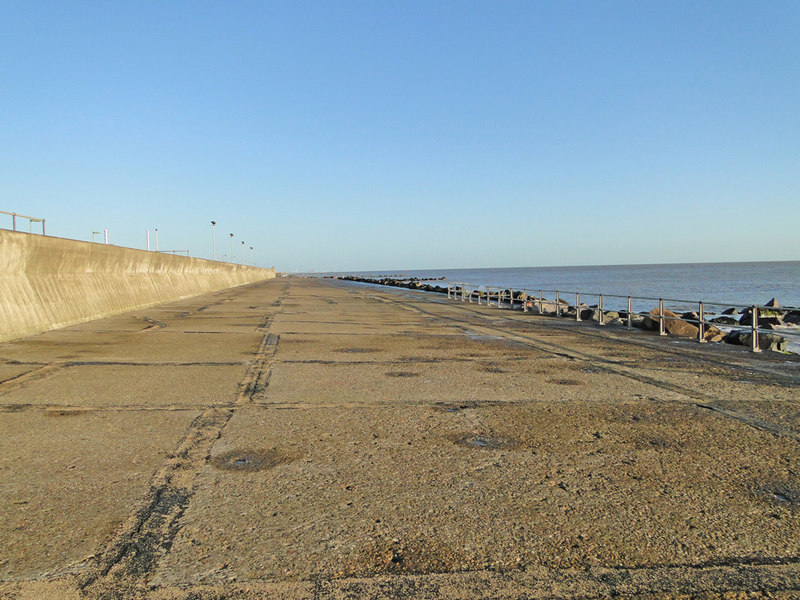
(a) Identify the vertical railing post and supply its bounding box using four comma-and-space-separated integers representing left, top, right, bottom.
698, 301, 706, 343
576, 293, 581, 321
555, 291, 561, 317
538, 290, 543, 313
598, 294, 605, 325
510, 288, 514, 310
447, 284, 452, 299
627, 297, 633, 330
659, 299, 666, 336
751, 306, 760, 352
523, 290, 528, 313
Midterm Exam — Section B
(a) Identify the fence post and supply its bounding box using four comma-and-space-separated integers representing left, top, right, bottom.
627, 297, 633, 330
598, 294, 605, 325
576, 293, 581, 321
509, 288, 514, 310
447, 284, 452, 299
659, 299, 666, 336
538, 290, 543, 313
555, 291, 561, 317
698, 301, 706, 343
751, 306, 761, 352
523, 290, 528, 312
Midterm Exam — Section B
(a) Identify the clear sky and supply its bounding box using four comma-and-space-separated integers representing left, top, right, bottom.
2, 1, 798, 272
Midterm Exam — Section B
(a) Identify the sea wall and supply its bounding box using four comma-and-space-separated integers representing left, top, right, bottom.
0, 229, 276, 342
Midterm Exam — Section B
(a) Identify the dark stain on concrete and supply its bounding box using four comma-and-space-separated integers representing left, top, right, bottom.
211, 448, 302, 472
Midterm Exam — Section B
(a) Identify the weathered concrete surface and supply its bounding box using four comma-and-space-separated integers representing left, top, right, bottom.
1, 278, 800, 599
0, 229, 274, 342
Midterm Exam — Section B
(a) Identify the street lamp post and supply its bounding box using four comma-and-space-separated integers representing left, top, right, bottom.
241, 241, 245, 264
249, 246, 253, 265
211, 221, 217, 260
229, 233, 234, 262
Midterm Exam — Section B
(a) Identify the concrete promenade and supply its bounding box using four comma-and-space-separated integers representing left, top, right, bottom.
1, 277, 799, 599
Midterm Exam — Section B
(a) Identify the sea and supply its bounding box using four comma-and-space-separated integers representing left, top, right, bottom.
319, 261, 800, 352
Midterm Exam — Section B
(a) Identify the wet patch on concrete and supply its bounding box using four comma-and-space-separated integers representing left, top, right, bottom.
435, 402, 480, 412
210, 448, 302, 472
453, 434, 519, 450
385, 371, 420, 378
478, 363, 505, 373
334, 347, 382, 354
44, 409, 92, 417
548, 378, 583, 386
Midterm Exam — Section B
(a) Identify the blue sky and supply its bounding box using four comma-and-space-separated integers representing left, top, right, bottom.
2, 1, 798, 272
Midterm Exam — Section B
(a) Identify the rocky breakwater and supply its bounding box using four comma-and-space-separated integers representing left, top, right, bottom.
333, 275, 451, 294
719, 299, 799, 352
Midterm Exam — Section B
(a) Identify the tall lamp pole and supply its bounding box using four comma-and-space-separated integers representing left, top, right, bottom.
241, 241, 245, 264
229, 233, 234, 262
211, 221, 217, 260
249, 246, 253, 265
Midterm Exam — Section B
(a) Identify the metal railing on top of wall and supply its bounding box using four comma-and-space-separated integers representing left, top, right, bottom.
446, 282, 798, 354
1, 210, 45, 235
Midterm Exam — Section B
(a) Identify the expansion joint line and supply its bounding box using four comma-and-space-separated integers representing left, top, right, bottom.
77, 406, 236, 593
79, 301, 285, 594
0, 363, 63, 396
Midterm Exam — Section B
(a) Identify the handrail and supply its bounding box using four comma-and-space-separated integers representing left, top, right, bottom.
1, 209, 46, 235
446, 282, 798, 353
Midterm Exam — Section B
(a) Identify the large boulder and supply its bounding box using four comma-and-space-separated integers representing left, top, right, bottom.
711, 316, 739, 326
643, 308, 699, 338
703, 325, 725, 343
724, 331, 788, 352
785, 311, 800, 325
739, 311, 785, 327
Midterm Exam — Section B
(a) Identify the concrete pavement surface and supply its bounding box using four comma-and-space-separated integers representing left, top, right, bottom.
1, 278, 799, 599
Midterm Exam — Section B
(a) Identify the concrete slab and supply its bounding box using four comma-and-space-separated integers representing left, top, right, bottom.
267, 320, 439, 335
264, 355, 669, 406
0, 363, 246, 408
275, 333, 537, 363
153, 403, 800, 585
0, 330, 263, 364
0, 409, 198, 579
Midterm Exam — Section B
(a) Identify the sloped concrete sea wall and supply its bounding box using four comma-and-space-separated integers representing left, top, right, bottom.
0, 229, 275, 342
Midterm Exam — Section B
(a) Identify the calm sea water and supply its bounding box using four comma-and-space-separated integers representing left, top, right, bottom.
331, 261, 800, 310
